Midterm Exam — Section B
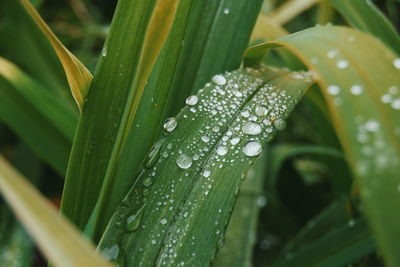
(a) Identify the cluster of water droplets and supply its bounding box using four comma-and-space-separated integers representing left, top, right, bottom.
154, 73, 303, 265
99, 68, 304, 266
354, 116, 398, 178
380, 85, 400, 111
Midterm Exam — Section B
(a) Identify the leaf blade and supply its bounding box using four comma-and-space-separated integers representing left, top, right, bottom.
19, 0, 93, 110
0, 155, 112, 267
98, 68, 312, 266
245, 25, 400, 266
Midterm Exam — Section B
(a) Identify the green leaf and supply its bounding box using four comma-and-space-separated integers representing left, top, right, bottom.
268, 0, 319, 25
212, 153, 268, 267
329, 0, 400, 55
0, 145, 41, 267
0, 155, 112, 267
265, 144, 344, 195
167, 0, 264, 115
88, 0, 183, 241
0, 58, 77, 175
282, 198, 353, 253
245, 25, 400, 267
98, 68, 311, 266
0, 0, 74, 105
271, 217, 375, 267
19, 0, 93, 110
61, 0, 197, 241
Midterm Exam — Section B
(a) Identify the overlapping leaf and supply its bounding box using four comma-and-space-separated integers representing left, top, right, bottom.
98, 68, 312, 266
0, 155, 112, 267
330, 0, 400, 55
19, 0, 93, 110
0, 58, 76, 174
245, 25, 400, 266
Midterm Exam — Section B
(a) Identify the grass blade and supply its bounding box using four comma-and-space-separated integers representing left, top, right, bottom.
0, 58, 76, 174
0, 155, 112, 267
19, 0, 93, 110
212, 153, 268, 267
329, 0, 400, 55
89, 0, 193, 241
0, 0, 74, 104
245, 25, 400, 266
167, 0, 264, 115
271, 218, 374, 266
0, 145, 41, 267
269, 0, 319, 25
98, 68, 311, 266
60, 0, 160, 231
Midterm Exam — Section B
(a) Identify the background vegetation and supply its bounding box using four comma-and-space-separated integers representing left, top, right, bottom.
0, 0, 399, 266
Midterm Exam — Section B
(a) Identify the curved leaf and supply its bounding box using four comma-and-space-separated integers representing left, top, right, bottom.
329, 0, 400, 55
0, 155, 112, 267
245, 25, 400, 266
19, 0, 92, 110
0, 58, 76, 174
98, 68, 311, 266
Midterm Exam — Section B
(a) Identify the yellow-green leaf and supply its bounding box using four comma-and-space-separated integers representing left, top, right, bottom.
245, 25, 400, 267
19, 0, 92, 111
0, 155, 112, 267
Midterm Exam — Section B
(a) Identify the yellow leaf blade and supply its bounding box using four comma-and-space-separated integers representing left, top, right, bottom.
19, 0, 92, 111
0, 155, 112, 267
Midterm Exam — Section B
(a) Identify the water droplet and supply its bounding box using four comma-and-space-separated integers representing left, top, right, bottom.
102, 244, 119, 260
216, 145, 228, 156
243, 141, 262, 157
256, 196, 267, 207
255, 105, 268, 116
273, 119, 286, 131
160, 218, 168, 225
186, 95, 198, 106
381, 94, 392, 103
145, 138, 164, 167
126, 205, 146, 232
230, 137, 240, 145
391, 99, 400, 110
365, 120, 380, 132
164, 117, 177, 132
223, 8, 230, 14
350, 84, 363, 95
337, 60, 349, 69
327, 49, 338, 58
101, 46, 108, 57
348, 220, 355, 227
393, 58, 400, 69
389, 86, 399, 94
143, 177, 152, 187
176, 154, 192, 169
212, 74, 227, 85
243, 122, 262, 135
327, 85, 340, 95
201, 136, 210, 143
212, 126, 220, 132
241, 110, 250, 118
203, 169, 211, 178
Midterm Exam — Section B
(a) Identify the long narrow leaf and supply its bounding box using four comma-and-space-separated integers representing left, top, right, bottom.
167, 0, 264, 115
0, 155, 112, 267
329, 0, 400, 55
19, 0, 93, 110
98, 68, 312, 266
213, 153, 268, 267
271, 218, 374, 266
0, 58, 76, 174
245, 25, 400, 266
61, 0, 159, 231
88, 0, 198, 242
